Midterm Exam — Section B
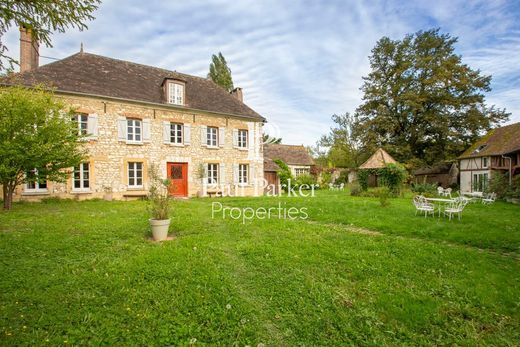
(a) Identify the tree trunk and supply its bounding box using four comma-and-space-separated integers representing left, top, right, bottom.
3, 182, 13, 210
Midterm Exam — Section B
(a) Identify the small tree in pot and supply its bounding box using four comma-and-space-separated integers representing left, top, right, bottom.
148, 165, 172, 241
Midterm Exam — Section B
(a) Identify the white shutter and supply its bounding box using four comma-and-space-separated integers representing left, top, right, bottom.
232, 129, 239, 148
200, 125, 207, 147
87, 114, 98, 139
248, 123, 255, 151
184, 124, 191, 145
219, 163, 226, 184
163, 121, 170, 144
233, 163, 239, 184
219, 127, 225, 147
142, 119, 151, 142
117, 117, 127, 141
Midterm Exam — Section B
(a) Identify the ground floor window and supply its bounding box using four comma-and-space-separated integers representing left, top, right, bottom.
207, 163, 218, 184
128, 162, 143, 188
73, 163, 90, 190
25, 169, 47, 191
294, 168, 310, 177
473, 173, 488, 192
239, 164, 249, 184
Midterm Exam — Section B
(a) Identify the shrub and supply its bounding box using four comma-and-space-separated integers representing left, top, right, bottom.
335, 170, 349, 185
294, 174, 317, 189
273, 159, 293, 192
320, 171, 332, 185
487, 172, 511, 199
376, 187, 391, 207
379, 163, 408, 196
411, 182, 437, 195
148, 165, 171, 220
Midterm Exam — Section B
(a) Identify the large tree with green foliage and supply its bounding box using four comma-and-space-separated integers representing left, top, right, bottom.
353, 29, 509, 167
208, 52, 234, 92
317, 113, 367, 168
0, 86, 85, 209
0, 0, 100, 71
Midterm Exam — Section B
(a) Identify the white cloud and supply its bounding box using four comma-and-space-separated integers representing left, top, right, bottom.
2, 0, 518, 143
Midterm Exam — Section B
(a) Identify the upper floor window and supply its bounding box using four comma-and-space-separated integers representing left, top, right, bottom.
25, 169, 47, 192
207, 126, 218, 147
170, 123, 183, 144
73, 163, 90, 191
482, 157, 488, 168
168, 82, 184, 105
72, 114, 88, 135
238, 129, 248, 148
127, 119, 142, 143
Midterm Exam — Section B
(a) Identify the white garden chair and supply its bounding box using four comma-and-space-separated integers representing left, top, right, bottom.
437, 186, 444, 196
339, 183, 345, 191
443, 198, 469, 221
482, 192, 497, 205
328, 183, 335, 191
443, 188, 452, 197
413, 195, 435, 218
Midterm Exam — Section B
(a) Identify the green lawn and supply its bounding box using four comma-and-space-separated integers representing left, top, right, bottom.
1, 191, 519, 345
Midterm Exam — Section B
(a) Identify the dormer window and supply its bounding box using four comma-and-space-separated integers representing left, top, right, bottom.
168, 82, 184, 105
473, 144, 487, 154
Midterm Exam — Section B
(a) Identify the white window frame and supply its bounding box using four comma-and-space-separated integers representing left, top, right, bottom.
238, 164, 249, 185
238, 129, 248, 149
170, 123, 183, 144
207, 126, 218, 147
294, 168, 310, 177
482, 157, 488, 169
25, 169, 48, 192
127, 119, 142, 143
128, 162, 143, 188
73, 113, 88, 136
207, 163, 219, 185
168, 82, 184, 105
73, 162, 90, 192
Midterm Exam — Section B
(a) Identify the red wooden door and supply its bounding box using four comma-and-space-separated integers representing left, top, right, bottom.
167, 162, 188, 197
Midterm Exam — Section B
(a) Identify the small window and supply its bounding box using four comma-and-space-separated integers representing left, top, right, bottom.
25, 169, 47, 191
207, 127, 218, 147
73, 114, 88, 135
239, 164, 249, 184
128, 162, 143, 188
294, 168, 310, 177
482, 157, 488, 168
170, 123, 183, 144
127, 119, 142, 143
207, 163, 218, 184
73, 162, 90, 191
238, 129, 248, 148
168, 82, 184, 105
473, 144, 487, 154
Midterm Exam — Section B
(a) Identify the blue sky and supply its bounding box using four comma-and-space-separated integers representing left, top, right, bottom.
3, 0, 519, 145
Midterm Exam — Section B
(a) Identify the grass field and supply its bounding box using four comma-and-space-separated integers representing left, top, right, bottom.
1, 191, 519, 345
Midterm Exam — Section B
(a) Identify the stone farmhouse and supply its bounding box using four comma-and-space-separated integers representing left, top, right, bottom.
2, 28, 266, 200
458, 122, 520, 193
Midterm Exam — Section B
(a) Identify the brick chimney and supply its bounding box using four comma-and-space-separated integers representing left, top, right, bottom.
230, 87, 243, 102
19, 25, 39, 72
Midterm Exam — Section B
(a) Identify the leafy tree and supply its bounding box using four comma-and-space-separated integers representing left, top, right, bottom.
354, 29, 509, 167
318, 113, 367, 167
0, 0, 100, 71
262, 133, 282, 144
0, 86, 85, 209
208, 52, 234, 92
273, 159, 292, 192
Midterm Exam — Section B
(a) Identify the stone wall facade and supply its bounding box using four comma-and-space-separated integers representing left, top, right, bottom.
10, 93, 264, 201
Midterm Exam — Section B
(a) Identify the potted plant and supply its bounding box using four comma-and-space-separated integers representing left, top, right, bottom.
148, 165, 172, 241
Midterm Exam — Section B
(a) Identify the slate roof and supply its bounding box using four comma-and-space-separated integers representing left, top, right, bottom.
263, 158, 280, 172
263, 144, 315, 166
1, 52, 264, 121
359, 148, 397, 169
459, 122, 520, 159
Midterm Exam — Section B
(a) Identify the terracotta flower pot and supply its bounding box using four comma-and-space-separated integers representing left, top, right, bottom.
149, 219, 171, 241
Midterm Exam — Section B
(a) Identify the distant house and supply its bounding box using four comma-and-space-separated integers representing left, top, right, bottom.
263, 144, 315, 188
459, 122, 520, 193
413, 162, 458, 188
358, 148, 398, 187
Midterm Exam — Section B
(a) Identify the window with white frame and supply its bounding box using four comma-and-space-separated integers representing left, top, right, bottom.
472, 173, 488, 192
168, 82, 184, 105
239, 164, 249, 184
73, 163, 90, 191
482, 157, 488, 168
72, 114, 88, 135
25, 169, 47, 191
170, 123, 183, 144
128, 162, 143, 188
294, 168, 310, 177
207, 163, 218, 184
238, 129, 248, 148
127, 119, 142, 142
207, 126, 218, 147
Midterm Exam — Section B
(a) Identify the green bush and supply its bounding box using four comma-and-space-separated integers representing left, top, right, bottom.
486, 172, 509, 199
320, 171, 332, 185
273, 159, 293, 192
377, 187, 391, 207
411, 182, 437, 195
335, 170, 349, 185
379, 163, 408, 196
294, 174, 317, 189
350, 182, 362, 196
